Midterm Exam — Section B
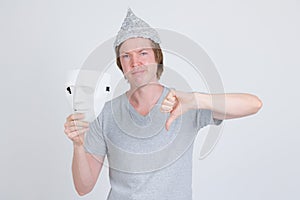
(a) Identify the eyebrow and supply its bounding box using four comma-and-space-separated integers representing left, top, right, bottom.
120, 48, 151, 54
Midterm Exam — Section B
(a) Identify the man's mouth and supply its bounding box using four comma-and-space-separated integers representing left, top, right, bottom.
131, 70, 145, 75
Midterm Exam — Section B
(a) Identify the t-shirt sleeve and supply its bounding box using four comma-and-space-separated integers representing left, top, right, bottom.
195, 109, 223, 131
84, 113, 107, 157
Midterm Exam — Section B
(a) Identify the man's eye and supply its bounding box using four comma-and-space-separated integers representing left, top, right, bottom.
121, 54, 129, 58
141, 52, 148, 56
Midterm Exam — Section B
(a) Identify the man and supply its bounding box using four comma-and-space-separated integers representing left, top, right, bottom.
64, 8, 262, 199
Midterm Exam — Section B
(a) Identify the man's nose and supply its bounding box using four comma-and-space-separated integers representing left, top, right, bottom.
131, 54, 141, 68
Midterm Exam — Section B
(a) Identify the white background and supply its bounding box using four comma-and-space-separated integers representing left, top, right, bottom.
1, 0, 299, 199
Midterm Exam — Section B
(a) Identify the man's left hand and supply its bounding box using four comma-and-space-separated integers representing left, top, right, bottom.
160, 90, 197, 131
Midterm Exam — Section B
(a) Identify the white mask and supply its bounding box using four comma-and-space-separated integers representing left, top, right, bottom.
64, 69, 111, 122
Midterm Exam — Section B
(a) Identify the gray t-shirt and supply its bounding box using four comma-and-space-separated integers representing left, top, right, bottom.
84, 86, 222, 200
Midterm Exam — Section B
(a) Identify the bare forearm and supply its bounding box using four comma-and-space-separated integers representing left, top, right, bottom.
72, 145, 96, 195
194, 93, 263, 119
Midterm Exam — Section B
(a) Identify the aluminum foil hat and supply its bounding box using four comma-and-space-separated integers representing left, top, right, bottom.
113, 8, 161, 48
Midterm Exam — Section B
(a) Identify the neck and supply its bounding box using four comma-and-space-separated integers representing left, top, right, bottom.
127, 83, 163, 113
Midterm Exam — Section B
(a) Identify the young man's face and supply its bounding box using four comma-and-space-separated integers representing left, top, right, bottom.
119, 38, 158, 88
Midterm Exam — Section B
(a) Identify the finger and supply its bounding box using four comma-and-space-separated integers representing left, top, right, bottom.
161, 95, 177, 113
65, 120, 89, 129
66, 113, 85, 121
65, 126, 84, 133
165, 113, 179, 131
162, 90, 175, 104
162, 99, 176, 107
68, 128, 89, 139
165, 89, 176, 99
160, 104, 173, 112
71, 120, 89, 128
64, 122, 89, 136
166, 96, 176, 102
64, 126, 82, 135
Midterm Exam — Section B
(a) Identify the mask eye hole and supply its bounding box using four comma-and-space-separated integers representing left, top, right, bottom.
66, 87, 72, 94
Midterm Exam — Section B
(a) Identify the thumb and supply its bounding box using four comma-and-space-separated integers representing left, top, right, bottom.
165, 112, 179, 131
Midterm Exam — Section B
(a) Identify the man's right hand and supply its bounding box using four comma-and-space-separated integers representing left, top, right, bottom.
64, 113, 89, 146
